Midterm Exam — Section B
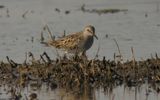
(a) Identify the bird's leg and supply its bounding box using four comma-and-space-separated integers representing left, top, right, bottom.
63, 51, 69, 60
80, 51, 88, 60
82, 51, 86, 57
72, 51, 79, 61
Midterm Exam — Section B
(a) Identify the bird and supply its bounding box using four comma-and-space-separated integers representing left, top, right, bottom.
47, 25, 98, 56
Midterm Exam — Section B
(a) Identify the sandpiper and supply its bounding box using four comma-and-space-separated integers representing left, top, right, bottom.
47, 25, 98, 55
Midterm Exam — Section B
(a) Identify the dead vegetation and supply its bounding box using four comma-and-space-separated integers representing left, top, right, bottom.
1, 52, 160, 95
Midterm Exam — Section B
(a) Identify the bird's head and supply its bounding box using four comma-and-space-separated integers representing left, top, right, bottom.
83, 25, 98, 39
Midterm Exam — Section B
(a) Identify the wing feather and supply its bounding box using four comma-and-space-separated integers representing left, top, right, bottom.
48, 32, 83, 50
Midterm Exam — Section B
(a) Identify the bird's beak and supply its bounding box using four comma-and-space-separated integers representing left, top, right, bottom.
94, 34, 98, 40
87, 29, 98, 40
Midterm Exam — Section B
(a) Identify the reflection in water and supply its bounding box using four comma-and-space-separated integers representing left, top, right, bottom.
53, 83, 160, 100
0, 81, 160, 100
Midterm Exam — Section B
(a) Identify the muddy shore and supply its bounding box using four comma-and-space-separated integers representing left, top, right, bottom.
1, 52, 160, 99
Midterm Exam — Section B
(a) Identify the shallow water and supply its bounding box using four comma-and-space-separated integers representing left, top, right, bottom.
0, 0, 160, 99
0, 0, 160, 61
0, 83, 160, 100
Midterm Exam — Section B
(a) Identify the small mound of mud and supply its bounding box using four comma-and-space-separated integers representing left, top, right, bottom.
81, 4, 128, 15
0, 52, 160, 99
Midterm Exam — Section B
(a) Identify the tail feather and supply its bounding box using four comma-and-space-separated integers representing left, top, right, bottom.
40, 40, 56, 47
47, 40, 57, 46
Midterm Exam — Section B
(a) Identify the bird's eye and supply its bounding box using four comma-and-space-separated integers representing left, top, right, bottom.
87, 29, 91, 32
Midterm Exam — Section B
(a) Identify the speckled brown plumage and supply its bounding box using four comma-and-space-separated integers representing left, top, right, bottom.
47, 25, 98, 54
